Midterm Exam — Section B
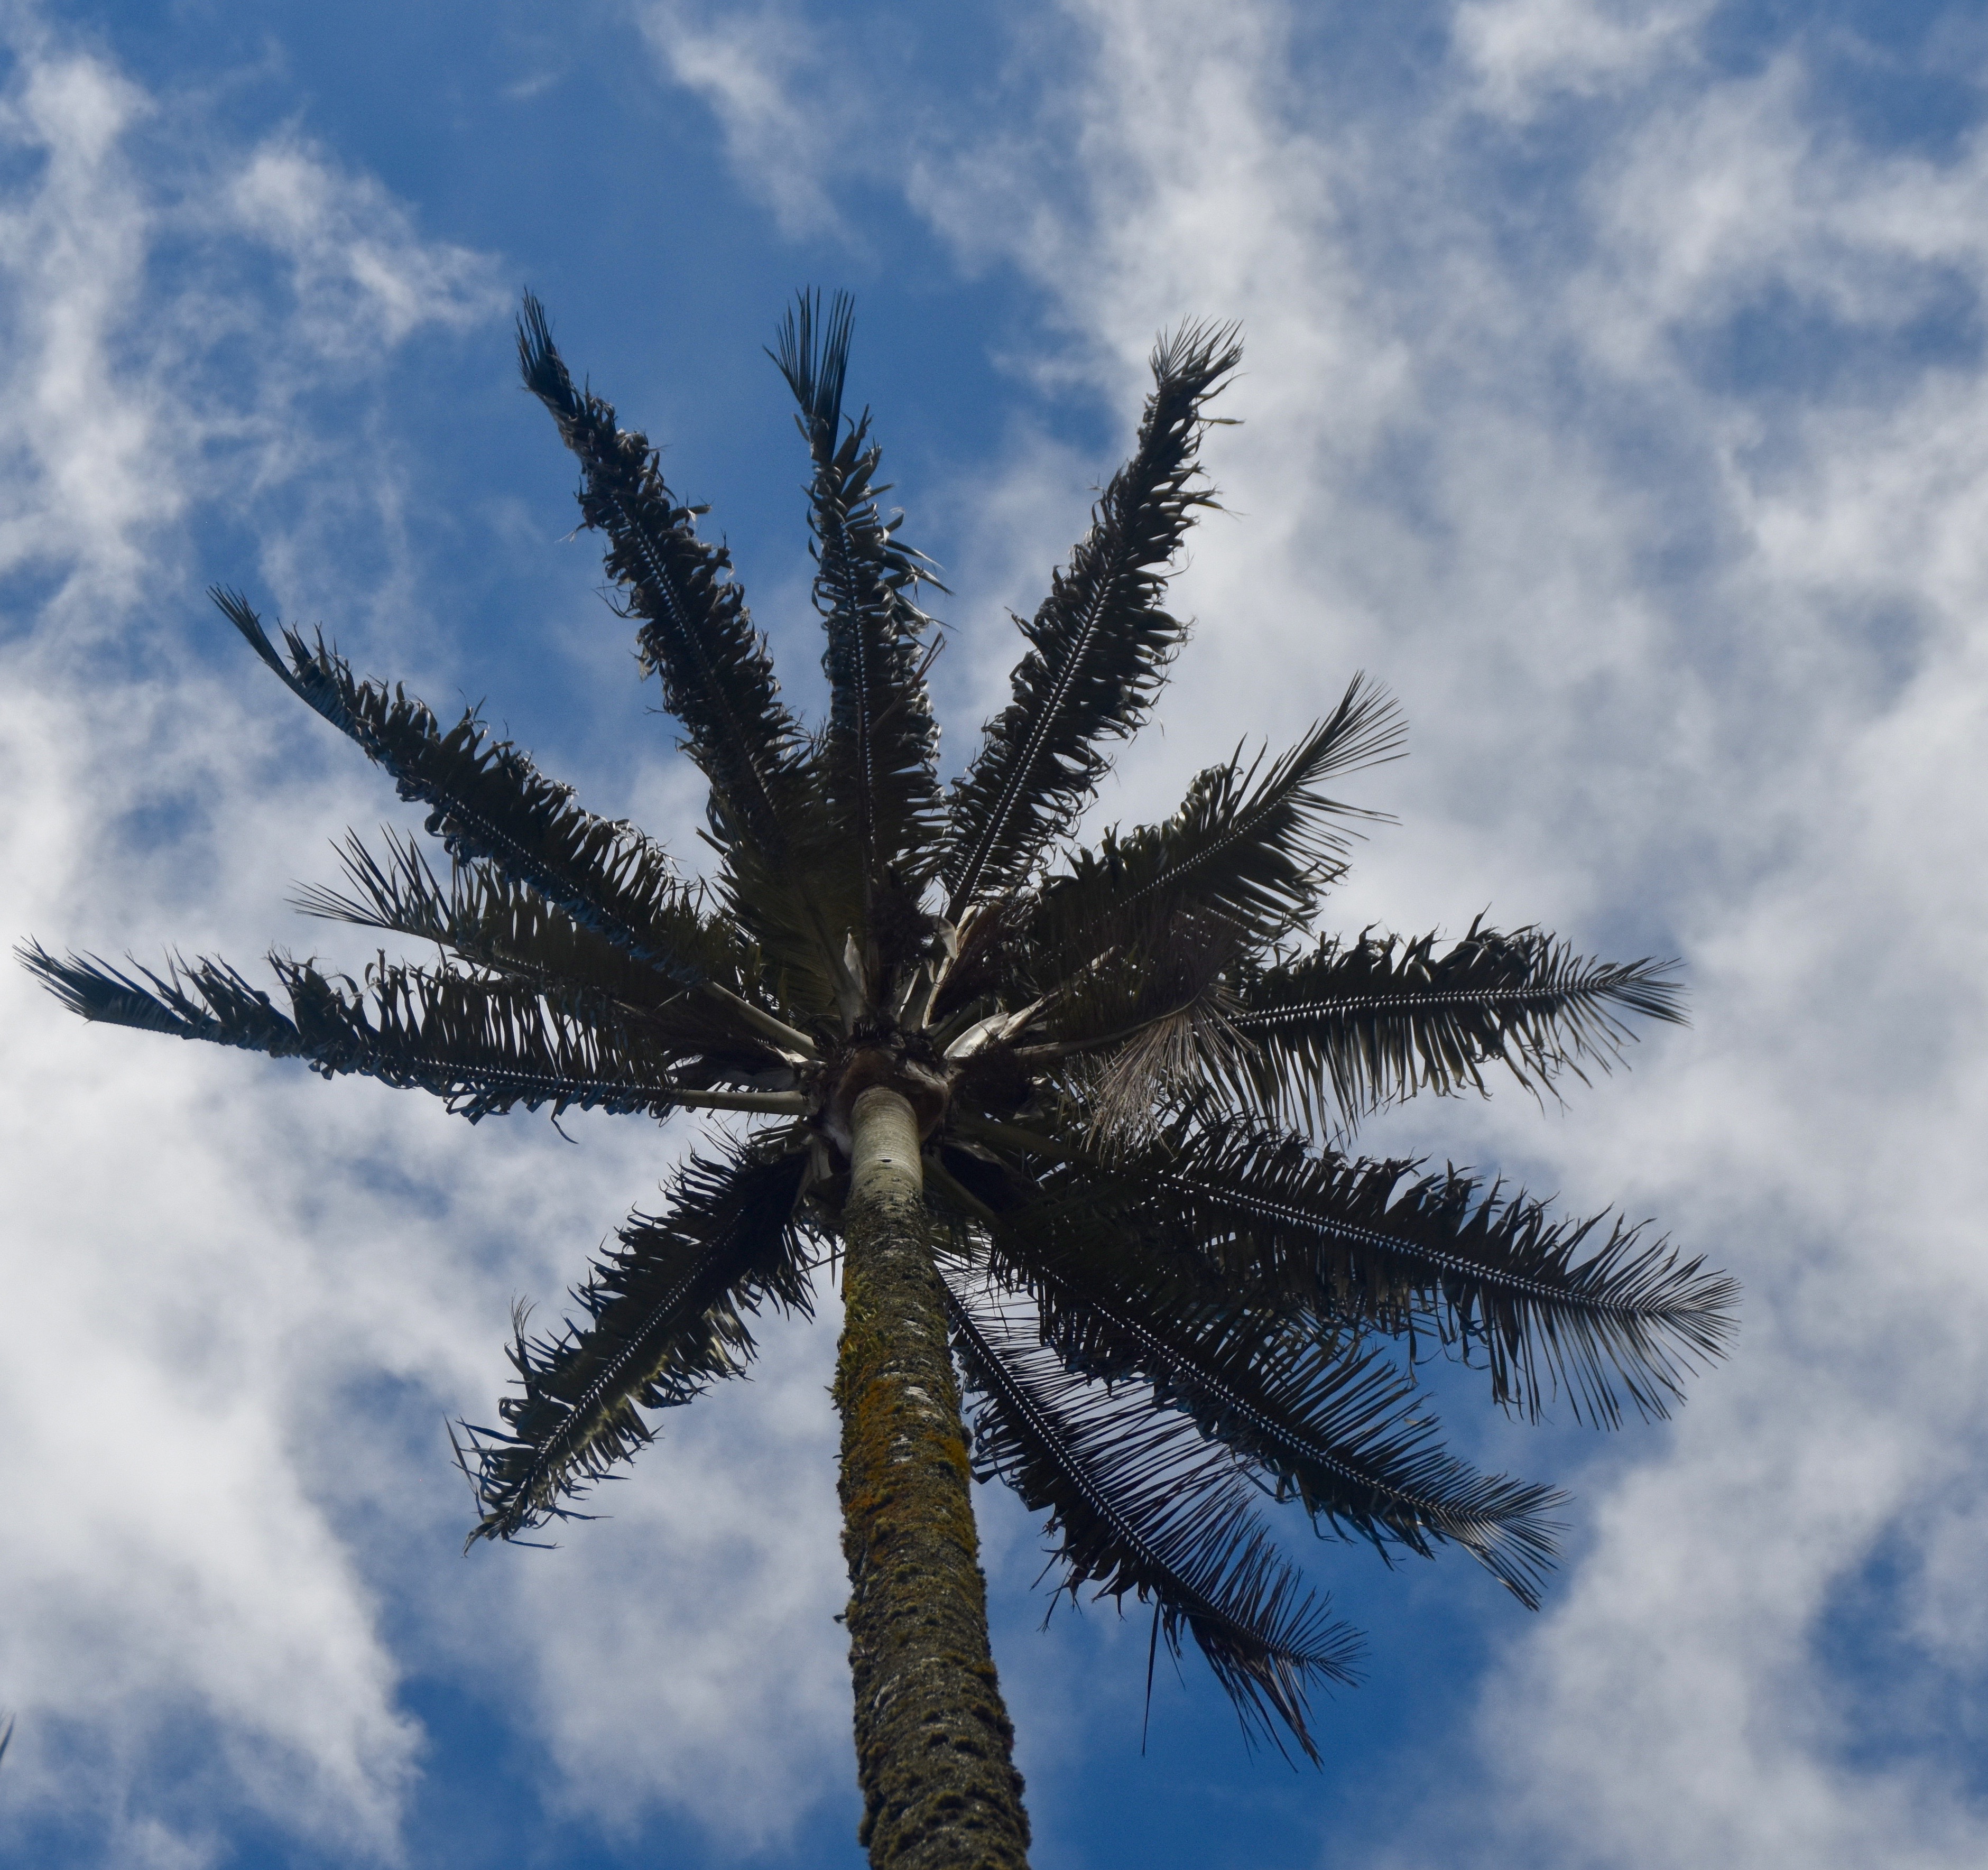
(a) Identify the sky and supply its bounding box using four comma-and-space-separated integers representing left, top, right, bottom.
2, 1, 1986, 1865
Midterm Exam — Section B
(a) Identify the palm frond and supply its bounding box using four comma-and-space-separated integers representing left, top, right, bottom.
1021, 1257, 1562, 1605
517, 294, 812, 857
1149, 1115, 1736, 1427
941, 323, 1243, 918
1020, 900, 1247, 1079
298, 830, 721, 1002
1030, 678, 1403, 978
772, 291, 944, 897
294, 830, 791, 1070
213, 591, 713, 985
460, 1144, 814, 1542
19, 943, 784, 1120
1225, 922, 1686, 1129
945, 1272, 1360, 1760
927, 1160, 1562, 1603
1080, 979, 1250, 1153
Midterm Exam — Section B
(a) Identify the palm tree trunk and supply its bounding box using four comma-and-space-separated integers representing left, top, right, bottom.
835, 1085, 1033, 1869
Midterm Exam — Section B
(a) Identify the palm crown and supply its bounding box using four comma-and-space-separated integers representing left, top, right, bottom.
25, 293, 1734, 1853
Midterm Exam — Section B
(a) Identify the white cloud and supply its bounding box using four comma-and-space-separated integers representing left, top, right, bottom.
634, 0, 848, 235
223, 140, 505, 355
1454, 0, 1710, 118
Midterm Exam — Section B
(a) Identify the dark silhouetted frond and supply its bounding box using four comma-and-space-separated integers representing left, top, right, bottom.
19, 943, 759, 1120
1225, 923, 1686, 1129
1148, 1115, 1736, 1427
294, 830, 791, 1070
945, 1271, 1360, 1760
773, 290, 945, 900
459, 1144, 813, 1541
1029, 678, 1403, 981
942, 323, 1244, 918
517, 294, 812, 859
1009, 1242, 1562, 1605
213, 591, 714, 985
297, 829, 721, 1002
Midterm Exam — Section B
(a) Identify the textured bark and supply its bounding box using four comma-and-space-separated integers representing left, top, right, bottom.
836, 1086, 1032, 1870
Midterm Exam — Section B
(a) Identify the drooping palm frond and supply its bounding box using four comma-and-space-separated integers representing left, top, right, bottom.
944, 1272, 1361, 1760
214, 592, 715, 986
459, 1143, 813, 1542
19, 943, 783, 1121
1026, 678, 1404, 985
1005, 1243, 1562, 1604
923, 1156, 1562, 1603
772, 291, 944, 898
1145, 1115, 1736, 1427
1224, 923, 1686, 1130
941, 324, 1244, 919
1078, 982, 1252, 1153
517, 294, 812, 858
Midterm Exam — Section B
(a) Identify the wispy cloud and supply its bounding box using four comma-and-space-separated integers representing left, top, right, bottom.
634, 0, 851, 236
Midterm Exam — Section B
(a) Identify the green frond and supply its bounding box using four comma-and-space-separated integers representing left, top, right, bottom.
945, 1271, 1361, 1761
773, 290, 946, 908
459, 1144, 813, 1541
1148, 1115, 1736, 1427
941, 323, 1244, 919
1224, 922, 1686, 1129
20, 943, 765, 1120
213, 591, 713, 986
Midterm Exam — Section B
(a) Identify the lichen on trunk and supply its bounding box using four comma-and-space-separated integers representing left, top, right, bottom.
835, 1085, 1032, 1870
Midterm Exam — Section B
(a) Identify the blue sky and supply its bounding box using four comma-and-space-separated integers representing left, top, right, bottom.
3, 2, 1987, 1866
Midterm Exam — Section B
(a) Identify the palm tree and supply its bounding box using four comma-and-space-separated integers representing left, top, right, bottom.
23, 293, 1735, 1870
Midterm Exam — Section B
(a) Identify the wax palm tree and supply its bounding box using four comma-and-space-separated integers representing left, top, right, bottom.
23, 293, 1735, 1870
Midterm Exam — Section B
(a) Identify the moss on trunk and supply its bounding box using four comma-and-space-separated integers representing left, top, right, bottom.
835, 1086, 1032, 1870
